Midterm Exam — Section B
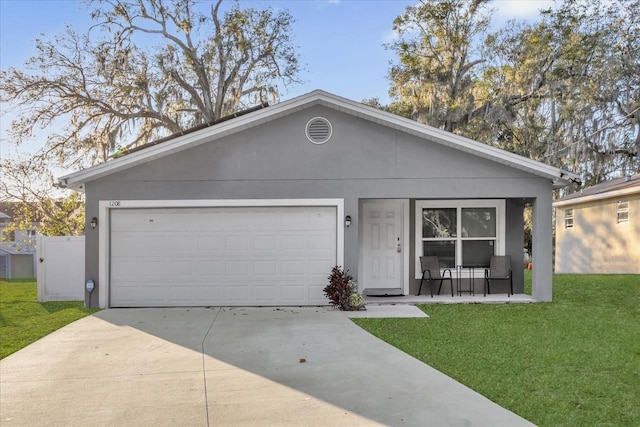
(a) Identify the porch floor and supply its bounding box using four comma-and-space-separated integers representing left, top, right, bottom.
364, 293, 536, 305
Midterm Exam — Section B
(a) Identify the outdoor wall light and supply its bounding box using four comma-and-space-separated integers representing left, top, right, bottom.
345, 215, 351, 228
90, 217, 98, 229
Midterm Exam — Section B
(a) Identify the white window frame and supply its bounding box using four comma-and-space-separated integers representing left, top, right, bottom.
616, 201, 629, 224
564, 208, 574, 229
414, 200, 505, 279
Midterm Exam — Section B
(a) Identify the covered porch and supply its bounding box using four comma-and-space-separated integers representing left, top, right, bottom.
357, 196, 551, 301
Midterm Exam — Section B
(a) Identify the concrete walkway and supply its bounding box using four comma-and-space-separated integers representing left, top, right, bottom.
1, 307, 535, 426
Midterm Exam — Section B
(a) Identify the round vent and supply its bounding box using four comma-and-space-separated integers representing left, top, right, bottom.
305, 117, 333, 144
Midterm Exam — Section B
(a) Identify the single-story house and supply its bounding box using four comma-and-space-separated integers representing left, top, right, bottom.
58, 90, 578, 308
554, 173, 640, 274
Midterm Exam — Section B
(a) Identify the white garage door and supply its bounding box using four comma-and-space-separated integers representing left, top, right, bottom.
109, 206, 337, 307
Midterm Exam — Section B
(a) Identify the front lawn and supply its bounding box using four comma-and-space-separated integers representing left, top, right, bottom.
354, 273, 640, 427
0, 280, 99, 359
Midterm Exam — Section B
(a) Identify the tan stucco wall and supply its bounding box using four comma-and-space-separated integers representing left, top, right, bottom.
555, 193, 640, 274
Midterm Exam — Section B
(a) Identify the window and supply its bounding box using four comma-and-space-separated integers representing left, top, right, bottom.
617, 201, 629, 224
415, 200, 505, 277
564, 208, 574, 228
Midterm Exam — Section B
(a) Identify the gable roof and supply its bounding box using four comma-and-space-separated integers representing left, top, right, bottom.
554, 173, 640, 207
111, 102, 270, 159
57, 89, 580, 191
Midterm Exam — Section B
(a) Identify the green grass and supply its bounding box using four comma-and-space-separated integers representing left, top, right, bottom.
0, 280, 100, 359
354, 273, 640, 427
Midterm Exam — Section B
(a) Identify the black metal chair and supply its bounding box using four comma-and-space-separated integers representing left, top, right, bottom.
484, 255, 513, 296
418, 256, 454, 297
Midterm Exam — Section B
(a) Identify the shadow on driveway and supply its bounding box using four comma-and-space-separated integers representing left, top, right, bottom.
0, 307, 534, 426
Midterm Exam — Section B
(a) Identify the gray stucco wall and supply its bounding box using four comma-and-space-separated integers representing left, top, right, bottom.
83, 104, 555, 306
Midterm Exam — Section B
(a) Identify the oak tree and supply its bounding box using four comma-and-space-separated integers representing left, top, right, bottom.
1, 0, 301, 169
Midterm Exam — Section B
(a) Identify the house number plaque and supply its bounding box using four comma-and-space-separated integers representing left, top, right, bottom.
109, 201, 121, 207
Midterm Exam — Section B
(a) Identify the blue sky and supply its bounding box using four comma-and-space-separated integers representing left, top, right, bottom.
0, 0, 553, 164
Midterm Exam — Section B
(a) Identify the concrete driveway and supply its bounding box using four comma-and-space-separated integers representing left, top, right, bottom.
1, 307, 534, 426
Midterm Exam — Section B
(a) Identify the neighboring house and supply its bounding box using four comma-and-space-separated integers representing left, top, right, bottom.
554, 173, 640, 274
0, 211, 10, 235
0, 202, 40, 250
58, 90, 578, 308
0, 246, 36, 280
0, 206, 37, 280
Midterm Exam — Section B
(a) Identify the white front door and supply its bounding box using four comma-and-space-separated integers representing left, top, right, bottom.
362, 200, 406, 293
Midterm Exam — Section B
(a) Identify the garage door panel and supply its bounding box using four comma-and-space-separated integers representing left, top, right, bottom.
169, 286, 194, 303
225, 235, 250, 251
311, 213, 336, 229
112, 232, 192, 255
197, 260, 225, 276
281, 234, 305, 250
111, 290, 137, 306
226, 285, 249, 301
140, 286, 168, 305
138, 261, 167, 279
253, 211, 279, 227
111, 261, 140, 280
281, 285, 304, 301
197, 234, 224, 251
253, 260, 277, 275
309, 285, 325, 300
110, 205, 337, 307
254, 285, 277, 302
253, 235, 277, 250
310, 233, 335, 250
282, 260, 305, 275
225, 260, 250, 276
196, 212, 225, 228
226, 212, 250, 228
197, 285, 222, 301
309, 259, 334, 275
169, 260, 194, 278
284, 212, 307, 227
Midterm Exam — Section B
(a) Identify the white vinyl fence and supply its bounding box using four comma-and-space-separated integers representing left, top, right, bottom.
36, 235, 85, 302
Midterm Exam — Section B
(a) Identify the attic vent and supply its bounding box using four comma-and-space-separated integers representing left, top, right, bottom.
305, 117, 333, 144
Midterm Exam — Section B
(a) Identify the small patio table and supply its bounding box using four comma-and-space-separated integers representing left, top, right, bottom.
456, 264, 490, 296
456, 265, 474, 296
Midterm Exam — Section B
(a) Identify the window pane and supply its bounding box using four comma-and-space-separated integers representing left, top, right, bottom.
462, 208, 496, 237
565, 208, 574, 228
423, 208, 457, 238
423, 241, 456, 268
462, 240, 494, 267
617, 201, 629, 223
